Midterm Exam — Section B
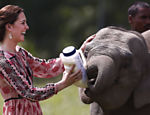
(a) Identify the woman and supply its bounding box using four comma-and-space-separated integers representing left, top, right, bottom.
0, 5, 82, 115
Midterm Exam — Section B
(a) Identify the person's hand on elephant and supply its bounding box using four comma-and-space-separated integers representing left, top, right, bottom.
80, 34, 96, 52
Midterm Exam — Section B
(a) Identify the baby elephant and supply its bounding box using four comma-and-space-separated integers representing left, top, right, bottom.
80, 26, 150, 115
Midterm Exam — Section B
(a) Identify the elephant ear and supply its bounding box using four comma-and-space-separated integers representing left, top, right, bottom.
133, 30, 150, 108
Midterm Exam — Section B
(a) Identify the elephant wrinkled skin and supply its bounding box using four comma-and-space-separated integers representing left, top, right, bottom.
79, 26, 150, 115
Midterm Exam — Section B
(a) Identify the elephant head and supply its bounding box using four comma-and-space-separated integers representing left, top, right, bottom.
79, 26, 150, 112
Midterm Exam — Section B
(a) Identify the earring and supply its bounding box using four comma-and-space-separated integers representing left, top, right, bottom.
9, 33, 12, 39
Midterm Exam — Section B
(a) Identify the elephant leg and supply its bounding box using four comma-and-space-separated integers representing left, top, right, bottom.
90, 102, 104, 115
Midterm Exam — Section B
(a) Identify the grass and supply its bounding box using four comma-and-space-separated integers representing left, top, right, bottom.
0, 77, 90, 115
40, 85, 90, 115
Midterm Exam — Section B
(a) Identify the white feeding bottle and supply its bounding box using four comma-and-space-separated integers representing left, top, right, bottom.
60, 46, 87, 88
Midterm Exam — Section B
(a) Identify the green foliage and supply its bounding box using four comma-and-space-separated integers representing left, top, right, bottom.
19, 38, 38, 56
0, 0, 99, 58
1, 0, 150, 58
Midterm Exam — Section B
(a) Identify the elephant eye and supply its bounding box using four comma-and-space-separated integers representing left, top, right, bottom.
84, 50, 88, 58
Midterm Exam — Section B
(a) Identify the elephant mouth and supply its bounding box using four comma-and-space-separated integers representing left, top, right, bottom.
86, 64, 98, 85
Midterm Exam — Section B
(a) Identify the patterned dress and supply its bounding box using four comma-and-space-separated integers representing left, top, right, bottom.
0, 46, 64, 115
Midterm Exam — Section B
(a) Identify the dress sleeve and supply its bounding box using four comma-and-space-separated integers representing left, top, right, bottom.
21, 47, 64, 78
0, 56, 58, 102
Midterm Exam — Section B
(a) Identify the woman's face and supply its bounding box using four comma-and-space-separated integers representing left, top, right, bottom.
10, 12, 29, 42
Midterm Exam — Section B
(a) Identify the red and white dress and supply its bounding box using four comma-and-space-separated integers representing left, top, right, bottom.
0, 46, 64, 115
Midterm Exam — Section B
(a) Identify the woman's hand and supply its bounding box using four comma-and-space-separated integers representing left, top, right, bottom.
62, 65, 82, 86
80, 34, 96, 52
55, 65, 82, 92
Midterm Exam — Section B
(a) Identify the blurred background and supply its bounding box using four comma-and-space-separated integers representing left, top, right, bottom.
0, 0, 149, 115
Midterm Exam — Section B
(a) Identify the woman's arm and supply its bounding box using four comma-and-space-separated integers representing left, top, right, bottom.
21, 47, 64, 78
0, 57, 81, 102
55, 65, 82, 92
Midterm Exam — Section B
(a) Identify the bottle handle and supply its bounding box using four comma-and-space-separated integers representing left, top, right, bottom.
78, 49, 87, 68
